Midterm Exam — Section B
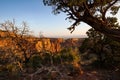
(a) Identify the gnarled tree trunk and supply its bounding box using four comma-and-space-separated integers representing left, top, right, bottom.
82, 15, 120, 42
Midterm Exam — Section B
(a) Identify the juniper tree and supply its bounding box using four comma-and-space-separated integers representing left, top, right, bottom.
43, 0, 120, 42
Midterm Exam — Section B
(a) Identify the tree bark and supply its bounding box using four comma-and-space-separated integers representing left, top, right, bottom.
82, 15, 120, 42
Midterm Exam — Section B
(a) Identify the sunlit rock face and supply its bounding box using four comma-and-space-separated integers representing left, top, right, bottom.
35, 38, 63, 53
50, 38, 64, 53
0, 30, 84, 54
36, 38, 51, 52
62, 38, 84, 48
35, 38, 84, 53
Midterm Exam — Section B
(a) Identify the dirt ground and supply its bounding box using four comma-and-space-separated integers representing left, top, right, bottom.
0, 65, 120, 80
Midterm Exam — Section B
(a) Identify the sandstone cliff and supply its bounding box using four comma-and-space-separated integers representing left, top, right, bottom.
35, 38, 64, 53
0, 30, 84, 54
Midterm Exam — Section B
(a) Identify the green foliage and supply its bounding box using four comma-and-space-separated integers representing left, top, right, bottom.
0, 20, 83, 79
27, 47, 81, 68
28, 55, 42, 68
107, 17, 120, 28
80, 27, 120, 67
52, 54, 61, 64
80, 38, 91, 53
80, 11, 120, 64
42, 52, 52, 65
60, 47, 80, 64
110, 6, 120, 15
61, 51, 74, 63
43, 0, 120, 16
0, 61, 22, 80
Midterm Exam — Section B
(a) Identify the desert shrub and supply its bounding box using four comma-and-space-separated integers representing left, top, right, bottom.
80, 28, 120, 68
42, 52, 52, 65
62, 53, 73, 62
60, 48, 80, 65
52, 54, 61, 65
79, 38, 90, 53
28, 54, 42, 68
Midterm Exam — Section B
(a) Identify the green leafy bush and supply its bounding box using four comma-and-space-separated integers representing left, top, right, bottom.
28, 55, 42, 68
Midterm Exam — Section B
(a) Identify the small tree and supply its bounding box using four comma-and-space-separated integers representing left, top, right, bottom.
0, 20, 37, 65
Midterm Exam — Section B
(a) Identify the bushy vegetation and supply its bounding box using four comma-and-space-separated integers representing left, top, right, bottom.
80, 28, 120, 68
0, 20, 120, 80
79, 16, 120, 69
0, 46, 81, 80
0, 21, 82, 80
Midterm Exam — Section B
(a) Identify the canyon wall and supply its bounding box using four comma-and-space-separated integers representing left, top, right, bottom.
0, 30, 84, 53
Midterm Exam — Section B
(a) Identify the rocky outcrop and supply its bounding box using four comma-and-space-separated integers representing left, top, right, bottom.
36, 38, 51, 52
35, 38, 84, 53
35, 38, 64, 53
0, 30, 84, 53
62, 38, 84, 48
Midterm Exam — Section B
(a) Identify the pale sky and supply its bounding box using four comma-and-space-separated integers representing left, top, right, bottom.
0, 0, 119, 38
